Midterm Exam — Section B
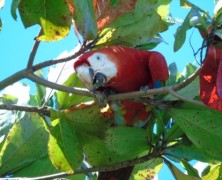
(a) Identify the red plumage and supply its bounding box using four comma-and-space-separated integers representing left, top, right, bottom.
200, 45, 222, 110
74, 46, 168, 92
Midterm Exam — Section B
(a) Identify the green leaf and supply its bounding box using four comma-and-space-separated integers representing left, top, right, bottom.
12, 155, 58, 177
170, 102, 222, 160
11, 0, 21, 20
56, 73, 92, 110
48, 112, 83, 173
181, 160, 200, 178
203, 163, 222, 180
166, 143, 219, 162
156, 0, 171, 19
0, 113, 49, 175
214, 0, 222, 16
164, 64, 199, 101
131, 158, 163, 180
180, 0, 192, 8
1, 94, 18, 104
18, 0, 72, 41
105, 126, 149, 156
83, 137, 129, 166
65, 102, 112, 137
165, 159, 200, 180
184, 63, 197, 78
73, 0, 98, 40
174, 8, 200, 51
165, 123, 184, 142
96, 0, 168, 48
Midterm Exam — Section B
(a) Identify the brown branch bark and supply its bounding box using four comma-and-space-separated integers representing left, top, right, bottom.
27, 28, 43, 69
0, 104, 50, 116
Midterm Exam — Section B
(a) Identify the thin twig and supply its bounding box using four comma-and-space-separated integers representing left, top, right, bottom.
0, 104, 50, 116
167, 89, 205, 107
27, 28, 43, 69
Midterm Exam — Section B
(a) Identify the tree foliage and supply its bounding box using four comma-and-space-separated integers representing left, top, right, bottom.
1, 0, 222, 179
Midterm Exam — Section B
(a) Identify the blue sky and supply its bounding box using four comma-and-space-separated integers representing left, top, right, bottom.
0, 0, 215, 179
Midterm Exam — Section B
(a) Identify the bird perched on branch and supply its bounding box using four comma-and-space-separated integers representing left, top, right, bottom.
73, 46, 169, 179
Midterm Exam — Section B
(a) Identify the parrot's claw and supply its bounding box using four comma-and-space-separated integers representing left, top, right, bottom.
93, 89, 116, 108
93, 91, 108, 108
140, 85, 150, 92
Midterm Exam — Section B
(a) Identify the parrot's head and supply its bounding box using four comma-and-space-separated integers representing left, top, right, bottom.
74, 51, 118, 91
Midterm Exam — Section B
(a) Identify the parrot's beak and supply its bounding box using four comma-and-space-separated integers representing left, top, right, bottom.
75, 66, 95, 91
93, 72, 107, 90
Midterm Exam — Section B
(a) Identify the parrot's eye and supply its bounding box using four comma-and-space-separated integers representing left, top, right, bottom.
96, 56, 100, 60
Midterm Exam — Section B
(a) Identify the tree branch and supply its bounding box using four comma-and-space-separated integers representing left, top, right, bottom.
167, 89, 205, 107
26, 73, 94, 97
0, 70, 26, 90
27, 28, 43, 69
108, 67, 201, 101
0, 104, 50, 116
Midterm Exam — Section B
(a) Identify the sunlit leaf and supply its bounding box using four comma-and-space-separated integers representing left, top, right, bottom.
65, 102, 112, 137
131, 158, 163, 180
156, 0, 171, 19
214, 0, 222, 16
170, 102, 222, 160
0, 113, 49, 175
96, 10, 167, 47
202, 163, 222, 180
73, 0, 98, 40
105, 126, 149, 156
18, 0, 72, 41
48, 111, 83, 173
95, 0, 136, 30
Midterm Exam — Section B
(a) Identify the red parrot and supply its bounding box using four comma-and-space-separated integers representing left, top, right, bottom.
74, 46, 169, 126
73, 46, 169, 180
199, 45, 222, 110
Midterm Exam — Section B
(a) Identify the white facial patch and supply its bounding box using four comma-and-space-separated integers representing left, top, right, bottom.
75, 65, 93, 90
87, 52, 117, 81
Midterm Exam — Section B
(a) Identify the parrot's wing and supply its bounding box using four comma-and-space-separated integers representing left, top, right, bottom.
148, 52, 169, 88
